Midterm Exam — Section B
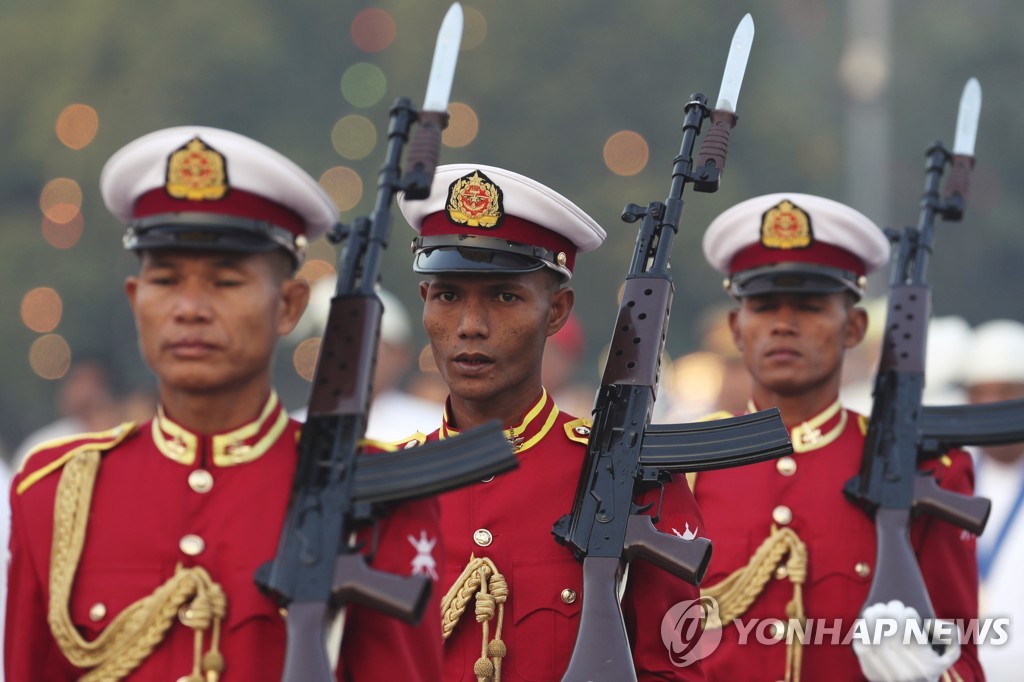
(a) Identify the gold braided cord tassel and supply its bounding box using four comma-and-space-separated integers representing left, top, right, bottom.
700, 525, 808, 682
441, 555, 508, 682
47, 450, 229, 682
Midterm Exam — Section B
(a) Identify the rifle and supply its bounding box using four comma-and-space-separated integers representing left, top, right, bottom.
843, 78, 1024, 625
551, 15, 793, 681
254, 6, 518, 680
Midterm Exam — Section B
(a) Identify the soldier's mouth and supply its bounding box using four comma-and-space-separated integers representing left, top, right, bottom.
452, 353, 494, 373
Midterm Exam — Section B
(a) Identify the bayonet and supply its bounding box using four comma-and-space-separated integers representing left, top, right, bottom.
952, 77, 981, 156
421, 3, 463, 112
714, 14, 754, 113
695, 14, 754, 187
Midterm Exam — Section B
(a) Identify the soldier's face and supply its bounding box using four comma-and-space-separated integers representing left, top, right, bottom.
420, 269, 573, 420
124, 250, 308, 398
728, 292, 866, 399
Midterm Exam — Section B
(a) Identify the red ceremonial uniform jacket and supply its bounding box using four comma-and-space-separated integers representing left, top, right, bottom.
693, 400, 981, 681
6, 392, 442, 681
414, 389, 706, 681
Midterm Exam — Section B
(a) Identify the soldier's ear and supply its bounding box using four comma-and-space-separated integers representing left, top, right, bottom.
727, 307, 743, 351
276, 277, 310, 337
843, 305, 869, 349
124, 276, 139, 313
547, 286, 575, 337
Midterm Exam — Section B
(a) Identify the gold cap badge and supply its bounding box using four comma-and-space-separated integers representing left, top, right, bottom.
761, 199, 812, 250
165, 137, 228, 201
446, 170, 503, 228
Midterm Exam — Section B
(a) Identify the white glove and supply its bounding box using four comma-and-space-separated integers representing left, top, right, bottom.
852, 600, 960, 682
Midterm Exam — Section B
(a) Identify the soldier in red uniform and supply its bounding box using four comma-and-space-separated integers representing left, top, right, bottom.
396, 164, 707, 681
6, 126, 442, 681
692, 193, 981, 681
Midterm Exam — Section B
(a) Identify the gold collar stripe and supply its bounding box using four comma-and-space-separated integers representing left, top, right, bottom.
153, 392, 285, 467
441, 390, 556, 455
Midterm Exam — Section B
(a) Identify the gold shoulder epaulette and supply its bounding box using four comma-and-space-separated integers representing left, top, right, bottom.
16, 422, 137, 495
698, 410, 734, 422
360, 432, 429, 453
857, 413, 869, 436
564, 418, 592, 444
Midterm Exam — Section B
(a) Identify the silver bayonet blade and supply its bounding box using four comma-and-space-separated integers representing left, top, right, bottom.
421, 3, 464, 112
715, 14, 754, 112
952, 77, 981, 156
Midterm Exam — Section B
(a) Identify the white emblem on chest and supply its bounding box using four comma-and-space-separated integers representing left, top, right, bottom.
408, 530, 439, 580
671, 522, 698, 541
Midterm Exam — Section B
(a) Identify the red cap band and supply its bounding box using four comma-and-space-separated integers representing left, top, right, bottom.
730, 241, 866, 277
133, 187, 306, 237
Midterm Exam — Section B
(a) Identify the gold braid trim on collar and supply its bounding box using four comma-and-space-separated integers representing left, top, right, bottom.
48, 450, 228, 681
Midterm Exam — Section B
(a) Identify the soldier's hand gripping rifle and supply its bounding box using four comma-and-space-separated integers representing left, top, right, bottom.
843, 78, 1024, 633
254, 6, 518, 680
551, 16, 793, 681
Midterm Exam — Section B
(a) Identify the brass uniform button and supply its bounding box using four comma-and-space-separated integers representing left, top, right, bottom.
473, 529, 493, 547
771, 505, 793, 526
188, 469, 214, 493
855, 562, 871, 577
88, 603, 107, 622
179, 534, 205, 556
560, 588, 577, 604
776, 456, 797, 476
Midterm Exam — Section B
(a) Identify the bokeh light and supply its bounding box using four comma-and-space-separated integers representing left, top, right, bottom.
41, 211, 84, 249
293, 338, 321, 382
341, 63, 388, 109
668, 352, 725, 415
462, 6, 487, 50
39, 178, 83, 223
603, 130, 649, 176
351, 8, 396, 53
443, 102, 478, 148
320, 166, 364, 212
297, 258, 336, 285
21, 287, 63, 333
839, 40, 889, 102
55, 104, 99, 150
307, 238, 337, 264
331, 115, 377, 160
29, 334, 72, 380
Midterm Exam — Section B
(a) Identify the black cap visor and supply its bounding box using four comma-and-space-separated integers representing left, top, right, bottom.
414, 245, 546, 275
124, 212, 297, 259
729, 263, 863, 299
412, 233, 561, 276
